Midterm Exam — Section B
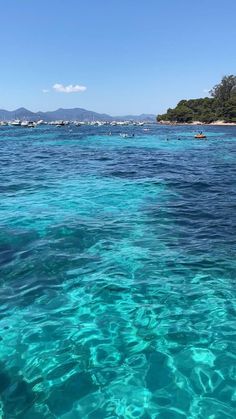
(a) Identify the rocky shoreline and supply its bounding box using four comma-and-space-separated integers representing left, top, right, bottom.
158, 120, 236, 126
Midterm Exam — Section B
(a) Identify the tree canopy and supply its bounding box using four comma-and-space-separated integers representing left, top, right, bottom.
157, 75, 236, 123
210, 75, 236, 102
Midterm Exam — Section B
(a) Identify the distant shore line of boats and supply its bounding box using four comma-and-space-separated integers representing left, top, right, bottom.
0, 120, 148, 128
1, 120, 235, 128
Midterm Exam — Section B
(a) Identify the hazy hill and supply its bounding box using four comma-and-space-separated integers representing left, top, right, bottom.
0, 107, 37, 120
0, 107, 156, 122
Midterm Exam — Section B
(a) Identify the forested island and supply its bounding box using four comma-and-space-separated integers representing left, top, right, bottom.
157, 75, 236, 124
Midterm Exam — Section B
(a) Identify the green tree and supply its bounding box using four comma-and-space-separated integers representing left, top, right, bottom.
210, 75, 236, 103
157, 75, 236, 123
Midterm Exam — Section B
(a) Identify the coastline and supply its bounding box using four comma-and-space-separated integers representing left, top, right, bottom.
158, 120, 236, 126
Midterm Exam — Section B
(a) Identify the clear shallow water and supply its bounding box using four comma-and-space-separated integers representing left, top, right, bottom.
0, 124, 236, 418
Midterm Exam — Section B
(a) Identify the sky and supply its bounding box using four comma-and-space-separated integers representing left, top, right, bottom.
0, 0, 236, 115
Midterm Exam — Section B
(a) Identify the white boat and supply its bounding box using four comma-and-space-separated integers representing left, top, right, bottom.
54, 120, 66, 127
10, 120, 21, 126
27, 122, 36, 128
21, 121, 36, 128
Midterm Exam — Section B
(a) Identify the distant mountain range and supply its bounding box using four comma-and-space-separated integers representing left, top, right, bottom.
0, 107, 156, 122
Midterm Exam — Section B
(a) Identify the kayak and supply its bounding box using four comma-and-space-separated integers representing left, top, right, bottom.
195, 134, 206, 139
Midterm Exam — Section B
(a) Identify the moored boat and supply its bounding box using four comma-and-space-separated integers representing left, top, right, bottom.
21, 121, 36, 128
10, 120, 21, 126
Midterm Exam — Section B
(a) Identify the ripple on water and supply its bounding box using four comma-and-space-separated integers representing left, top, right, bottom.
0, 125, 236, 418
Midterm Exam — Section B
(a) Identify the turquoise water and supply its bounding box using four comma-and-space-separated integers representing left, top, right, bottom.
0, 124, 236, 418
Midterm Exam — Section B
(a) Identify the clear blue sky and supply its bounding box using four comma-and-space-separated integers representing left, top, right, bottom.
1, 0, 235, 115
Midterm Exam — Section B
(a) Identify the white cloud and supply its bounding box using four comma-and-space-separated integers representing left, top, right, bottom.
203, 88, 210, 94
42, 89, 49, 93
53, 83, 87, 93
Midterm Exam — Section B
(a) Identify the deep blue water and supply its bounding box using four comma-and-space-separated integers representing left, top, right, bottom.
0, 124, 236, 418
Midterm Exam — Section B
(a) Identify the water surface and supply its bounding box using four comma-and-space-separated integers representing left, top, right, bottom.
0, 124, 236, 418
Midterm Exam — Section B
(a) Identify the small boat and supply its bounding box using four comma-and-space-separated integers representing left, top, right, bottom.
195, 133, 206, 139
10, 120, 21, 126
27, 122, 36, 128
21, 121, 29, 127
21, 121, 36, 128
55, 121, 66, 127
